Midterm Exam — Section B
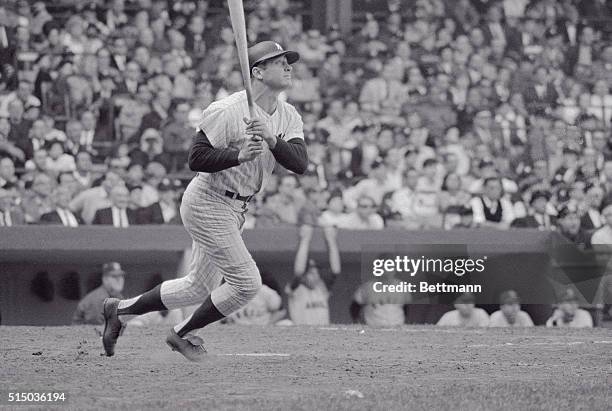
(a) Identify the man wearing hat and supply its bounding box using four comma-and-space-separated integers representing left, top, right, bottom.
437, 292, 490, 327
102, 41, 308, 361
510, 190, 554, 229
546, 288, 593, 328
72, 262, 126, 325
556, 205, 591, 248
489, 290, 534, 327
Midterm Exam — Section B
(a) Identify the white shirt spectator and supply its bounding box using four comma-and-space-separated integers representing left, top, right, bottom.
47, 154, 76, 174
591, 225, 612, 245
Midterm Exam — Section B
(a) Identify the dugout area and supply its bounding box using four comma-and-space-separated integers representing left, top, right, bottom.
0, 226, 610, 325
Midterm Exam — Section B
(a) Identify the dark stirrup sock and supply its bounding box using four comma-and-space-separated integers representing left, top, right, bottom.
176, 295, 224, 337
117, 284, 167, 316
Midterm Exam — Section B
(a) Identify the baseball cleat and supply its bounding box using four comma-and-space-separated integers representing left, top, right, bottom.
166, 329, 207, 362
102, 298, 123, 356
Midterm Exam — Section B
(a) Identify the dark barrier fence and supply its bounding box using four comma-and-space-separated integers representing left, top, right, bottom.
0, 227, 610, 325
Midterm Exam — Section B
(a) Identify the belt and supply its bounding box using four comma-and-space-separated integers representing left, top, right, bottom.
209, 186, 254, 203
225, 190, 254, 202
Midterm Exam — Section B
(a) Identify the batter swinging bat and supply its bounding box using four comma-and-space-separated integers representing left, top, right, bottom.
228, 0, 255, 119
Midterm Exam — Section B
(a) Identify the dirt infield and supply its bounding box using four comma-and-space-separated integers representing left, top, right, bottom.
1, 325, 611, 410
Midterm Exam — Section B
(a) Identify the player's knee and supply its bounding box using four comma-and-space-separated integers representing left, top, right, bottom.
241, 272, 262, 301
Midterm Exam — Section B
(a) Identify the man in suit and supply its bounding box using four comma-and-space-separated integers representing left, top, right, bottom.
92, 185, 138, 227
470, 177, 516, 229
0, 187, 25, 226
39, 185, 83, 227
115, 61, 141, 96
522, 66, 559, 116
140, 178, 182, 224
511, 190, 554, 229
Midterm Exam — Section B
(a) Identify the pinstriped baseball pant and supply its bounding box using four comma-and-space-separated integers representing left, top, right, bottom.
159, 178, 261, 316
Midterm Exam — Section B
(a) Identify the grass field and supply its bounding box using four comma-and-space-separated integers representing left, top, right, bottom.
1, 325, 611, 410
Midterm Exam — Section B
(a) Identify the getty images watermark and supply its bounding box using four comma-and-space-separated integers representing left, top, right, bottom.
370, 255, 488, 294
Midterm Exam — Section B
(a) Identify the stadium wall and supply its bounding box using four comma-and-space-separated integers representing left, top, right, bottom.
0, 227, 609, 325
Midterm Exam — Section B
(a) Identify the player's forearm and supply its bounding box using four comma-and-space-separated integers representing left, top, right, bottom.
188, 131, 240, 172
294, 236, 311, 275
270, 137, 308, 174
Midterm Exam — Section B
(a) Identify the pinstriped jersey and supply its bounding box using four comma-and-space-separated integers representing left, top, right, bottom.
197, 90, 304, 196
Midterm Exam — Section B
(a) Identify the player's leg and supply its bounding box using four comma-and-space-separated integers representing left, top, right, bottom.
170, 208, 261, 339
102, 242, 221, 356
116, 243, 221, 319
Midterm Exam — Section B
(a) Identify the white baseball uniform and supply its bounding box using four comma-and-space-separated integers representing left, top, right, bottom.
159, 90, 305, 316
353, 279, 411, 327
287, 283, 330, 325
228, 284, 282, 325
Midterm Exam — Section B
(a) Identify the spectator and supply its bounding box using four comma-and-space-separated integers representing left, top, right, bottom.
257, 175, 304, 227
45, 140, 76, 175
141, 178, 182, 225
489, 290, 534, 327
92, 185, 138, 227
39, 186, 82, 227
286, 225, 341, 325
318, 192, 350, 228
70, 171, 123, 224
0, 188, 25, 226
342, 195, 384, 230
0, 79, 41, 118
470, 177, 516, 229
546, 288, 593, 328
389, 167, 420, 229
7, 99, 31, 159
0, 156, 18, 188
129, 129, 170, 170
21, 172, 54, 223
161, 100, 192, 171
511, 190, 554, 229
437, 293, 490, 327
343, 161, 395, 210
591, 201, 612, 245
72, 262, 126, 325
580, 184, 604, 230
140, 90, 172, 133
73, 151, 96, 190
0, 118, 25, 164
439, 172, 472, 230
556, 205, 591, 248
140, 161, 166, 207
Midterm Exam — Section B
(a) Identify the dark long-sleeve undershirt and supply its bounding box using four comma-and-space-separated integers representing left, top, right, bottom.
269, 136, 308, 175
188, 130, 308, 175
188, 131, 240, 173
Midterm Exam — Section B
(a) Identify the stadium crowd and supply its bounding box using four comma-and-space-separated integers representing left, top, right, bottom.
0, 0, 611, 246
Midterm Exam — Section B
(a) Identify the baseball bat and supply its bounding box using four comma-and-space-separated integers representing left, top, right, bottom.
228, 0, 255, 119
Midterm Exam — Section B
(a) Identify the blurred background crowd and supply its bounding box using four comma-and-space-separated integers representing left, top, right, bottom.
0, 0, 611, 245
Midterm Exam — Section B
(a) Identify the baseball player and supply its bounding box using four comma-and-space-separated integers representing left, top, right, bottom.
488, 290, 534, 327
351, 260, 411, 327
546, 288, 593, 328
436, 292, 490, 327
286, 224, 341, 325
102, 41, 307, 361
